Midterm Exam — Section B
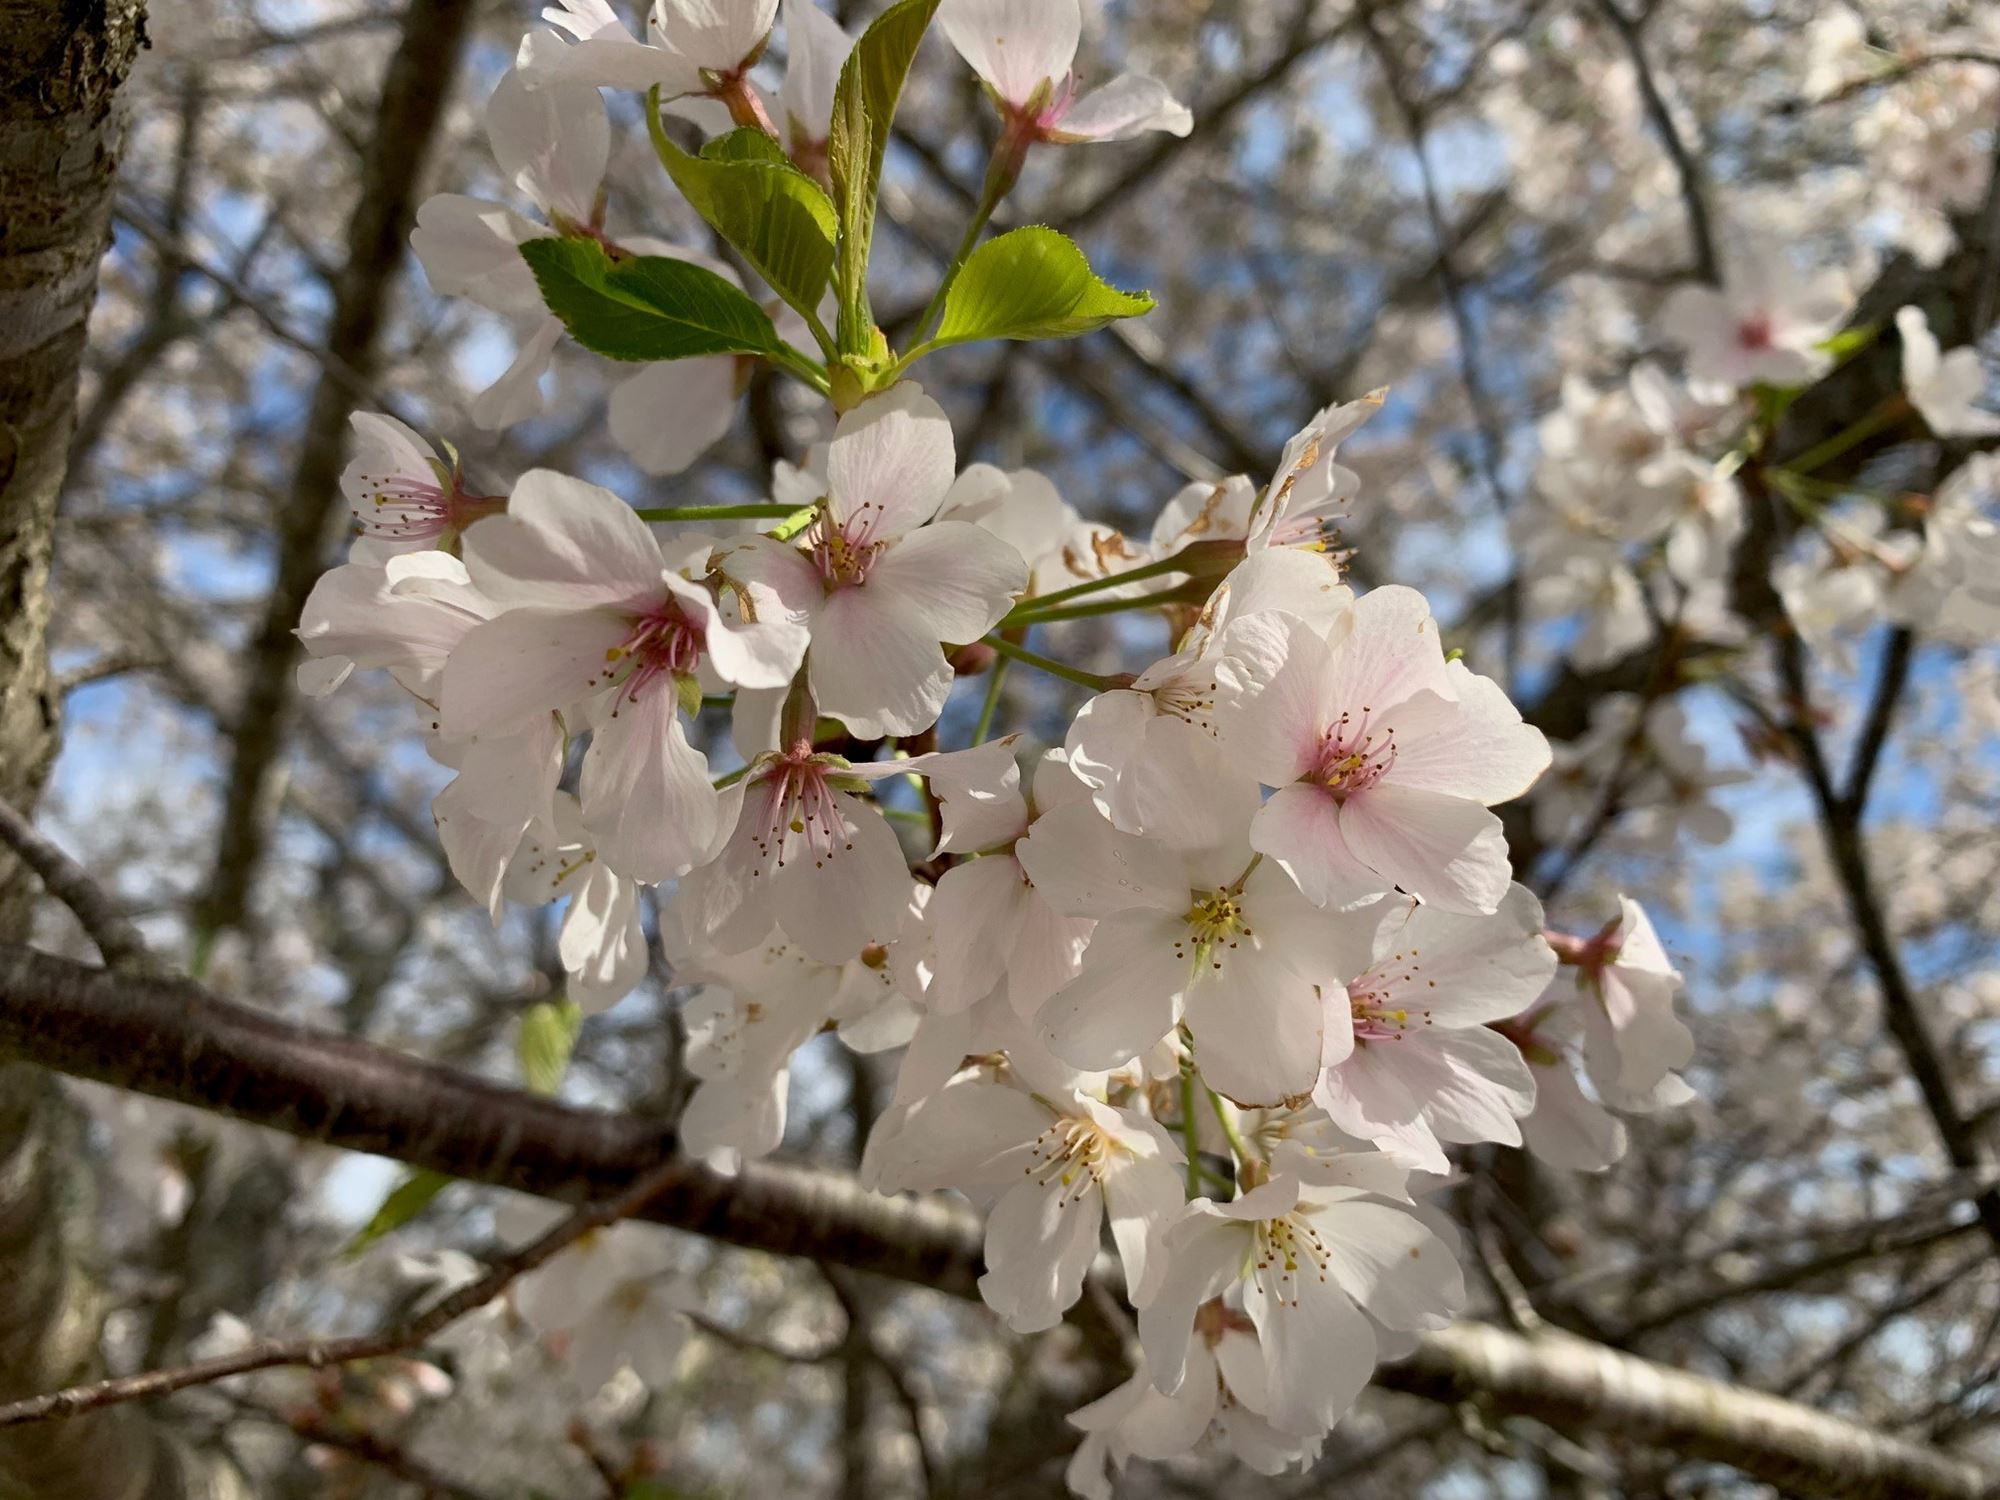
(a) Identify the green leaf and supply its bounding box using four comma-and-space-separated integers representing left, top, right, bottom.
344, 1169, 453, 1257
520, 237, 780, 362
647, 117, 837, 328
932, 227, 1154, 348
518, 996, 584, 1096
827, 0, 940, 354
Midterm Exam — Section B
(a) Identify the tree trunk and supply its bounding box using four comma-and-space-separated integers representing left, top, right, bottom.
0, 5, 244, 1495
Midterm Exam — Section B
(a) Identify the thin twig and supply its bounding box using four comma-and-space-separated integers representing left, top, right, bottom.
232, 1398, 499, 1500
0, 795, 151, 969
0, 1153, 686, 1430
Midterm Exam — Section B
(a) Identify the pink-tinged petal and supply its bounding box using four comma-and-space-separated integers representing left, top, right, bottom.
1207, 549, 1353, 635
1309, 1195, 1465, 1332
1227, 613, 1342, 785
871, 1076, 1053, 1192
559, 861, 649, 1012
713, 533, 824, 624
939, 0, 1080, 106
470, 316, 563, 428
1052, 72, 1191, 141
1324, 584, 1452, 712
1244, 1263, 1376, 1435
1316, 1040, 1449, 1174
807, 589, 953, 739
1063, 686, 1151, 801
579, 686, 720, 883
440, 607, 628, 736
1239, 860, 1382, 977
410, 194, 549, 314
521, 33, 705, 94
979, 1175, 1104, 1333
778, 0, 852, 143
609, 357, 741, 475
1015, 798, 1184, 916
486, 70, 608, 225
866, 521, 1027, 643
1364, 886, 1555, 1026
1183, 945, 1323, 1106
1138, 1209, 1254, 1393
1039, 907, 1191, 1071
925, 855, 1031, 1013
434, 775, 533, 923
1004, 891, 1092, 1018
653, 0, 778, 73
462, 469, 664, 609
1103, 1152, 1187, 1307
679, 1066, 789, 1170
1249, 784, 1389, 910
771, 791, 910, 963
1421, 1024, 1537, 1147
1337, 783, 1512, 915
1127, 730, 1262, 887
664, 571, 807, 690
1521, 1056, 1627, 1171
1380, 664, 1551, 805
825, 383, 956, 541
876, 735, 1028, 854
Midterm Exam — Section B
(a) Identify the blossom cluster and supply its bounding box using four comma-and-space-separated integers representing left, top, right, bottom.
295, 0, 1703, 1489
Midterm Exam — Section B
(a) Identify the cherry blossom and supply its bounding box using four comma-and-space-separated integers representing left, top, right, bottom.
1660, 251, 1848, 394
340, 412, 504, 551
1313, 886, 1554, 1172
439, 469, 807, 883
1898, 304, 2000, 438
869, 1067, 1184, 1331
1230, 591, 1550, 914
725, 384, 1028, 738
1023, 736, 1379, 1105
939, 0, 1191, 145
1137, 1171, 1465, 1437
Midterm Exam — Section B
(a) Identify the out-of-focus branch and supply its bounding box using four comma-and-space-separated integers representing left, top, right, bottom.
1765, 617, 2000, 1258
0, 794, 150, 969
195, 0, 477, 941
0, 943, 1992, 1499
0, 1152, 691, 1429
1587, 0, 1721, 285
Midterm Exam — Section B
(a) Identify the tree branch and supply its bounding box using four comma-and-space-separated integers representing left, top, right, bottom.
0, 1152, 691, 1429
0, 943, 1990, 1498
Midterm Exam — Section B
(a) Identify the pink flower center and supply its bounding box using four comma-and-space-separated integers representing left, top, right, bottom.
1307, 710, 1397, 800
809, 509, 888, 588
1735, 313, 1775, 352
746, 743, 856, 873
1347, 945, 1434, 1043
351, 466, 504, 542
603, 599, 705, 709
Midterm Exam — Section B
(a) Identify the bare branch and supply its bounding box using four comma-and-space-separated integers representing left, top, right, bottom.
0, 795, 150, 969
0, 1152, 690, 1429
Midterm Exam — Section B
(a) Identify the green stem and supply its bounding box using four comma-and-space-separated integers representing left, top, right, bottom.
971, 656, 1009, 745
1207, 1086, 1257, 1169
1783, 395, 1911, 477
982, 633, 1124, 692
635, 503, 805, 522
999, 551, 1191, 623
1003, 582, 1208, 628
769, 343, 832, 396
712, 764, 752, 789
1179, 1068, 1202, 1198
911, 129, 1027, 346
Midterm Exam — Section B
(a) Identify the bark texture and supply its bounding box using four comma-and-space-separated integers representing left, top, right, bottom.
0, 8, 244, 1495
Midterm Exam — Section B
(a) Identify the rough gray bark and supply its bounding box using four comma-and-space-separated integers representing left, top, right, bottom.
0, 7, 244, 1495
0, 941, 1990, 1500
